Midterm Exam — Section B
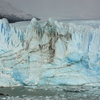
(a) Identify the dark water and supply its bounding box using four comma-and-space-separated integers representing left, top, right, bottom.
0, 86, 100, 100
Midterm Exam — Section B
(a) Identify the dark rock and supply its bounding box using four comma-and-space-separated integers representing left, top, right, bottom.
0, 93, 9, 96
63, 89, 85, 93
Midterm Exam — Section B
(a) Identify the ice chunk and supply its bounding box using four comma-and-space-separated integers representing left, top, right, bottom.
67, 52, 81, 63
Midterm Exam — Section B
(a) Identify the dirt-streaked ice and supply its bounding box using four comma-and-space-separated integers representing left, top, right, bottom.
0, 18, 100, 87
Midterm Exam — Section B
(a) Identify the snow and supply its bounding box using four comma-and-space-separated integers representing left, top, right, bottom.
0, 17, 100, 87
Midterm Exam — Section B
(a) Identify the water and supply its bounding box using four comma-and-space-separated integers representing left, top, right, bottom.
0, 85, 100, 100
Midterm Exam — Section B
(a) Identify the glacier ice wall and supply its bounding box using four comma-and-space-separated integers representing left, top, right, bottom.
0, 18, 100, 87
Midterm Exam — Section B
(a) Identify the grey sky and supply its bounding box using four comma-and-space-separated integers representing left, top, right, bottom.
2, 0, 100, 19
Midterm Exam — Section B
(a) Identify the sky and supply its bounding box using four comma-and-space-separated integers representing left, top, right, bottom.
2, 0, 100, 19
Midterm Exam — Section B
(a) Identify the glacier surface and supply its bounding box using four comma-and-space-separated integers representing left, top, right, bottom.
0, 18, 100, 87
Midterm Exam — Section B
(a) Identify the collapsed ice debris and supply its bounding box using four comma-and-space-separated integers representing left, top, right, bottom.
0, 18, 100, 87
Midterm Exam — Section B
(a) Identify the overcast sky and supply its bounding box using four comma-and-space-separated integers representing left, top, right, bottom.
2, 0, 100, 19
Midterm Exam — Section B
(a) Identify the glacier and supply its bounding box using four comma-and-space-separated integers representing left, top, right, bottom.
0, 18, 100, 87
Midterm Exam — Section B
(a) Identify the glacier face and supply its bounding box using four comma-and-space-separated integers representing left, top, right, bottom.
0, 18, 100, 87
